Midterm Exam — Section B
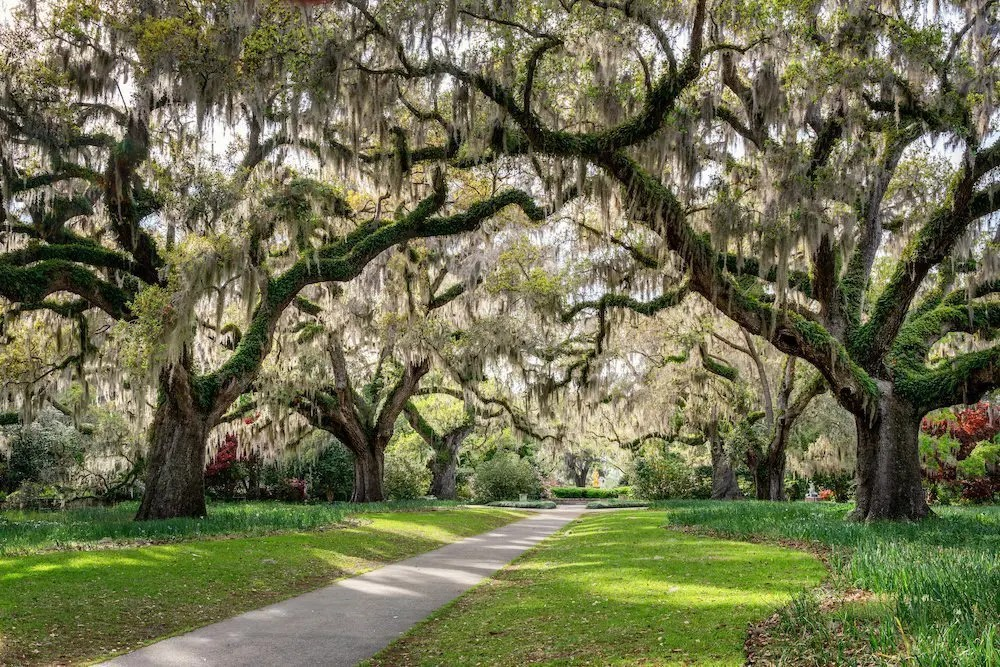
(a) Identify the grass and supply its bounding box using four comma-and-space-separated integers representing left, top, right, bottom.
365, 510, 825, 666
656, 500, 1000, 666
0, 499, 460, 556
0, 507, 526, 666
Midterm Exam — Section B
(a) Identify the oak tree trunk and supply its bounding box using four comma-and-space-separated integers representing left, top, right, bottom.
849, 387, 930, 521
752, 462, 769, 500
351, 443, 385, 503
767, 452, 787, 501
709, 430, 743, 500
764, 423, 790, 501
429, 447, 458, 500
429, 455, 457, 499
136, 399, 209, 520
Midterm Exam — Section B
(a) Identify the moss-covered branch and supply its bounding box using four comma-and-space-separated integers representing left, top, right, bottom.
0, 260, 131, 319
859, 162, 978, 367
718, 254, 813, 297
3, 243, 138, 275
403, 400, 441, 445
375, 360, 431, 440
698, 342, 740, 382
206, 186, 546, 417
561, 282, 689, 321
103, 120, 165, 287
596, 151, 878, 416
902, 344, 1000, 412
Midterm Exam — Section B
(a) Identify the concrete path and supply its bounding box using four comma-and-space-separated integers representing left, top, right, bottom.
103, 506, 586, 667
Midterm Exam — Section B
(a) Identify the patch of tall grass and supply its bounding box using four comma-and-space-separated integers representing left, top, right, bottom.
656, 500, 1000, 665
0, 499, 459, 555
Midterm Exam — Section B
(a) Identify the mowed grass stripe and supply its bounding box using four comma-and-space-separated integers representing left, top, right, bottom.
0, 508, 526, 666
367, 510, 825, 666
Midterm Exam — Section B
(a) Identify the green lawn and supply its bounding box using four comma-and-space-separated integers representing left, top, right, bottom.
659, 500, 1000, 666
366, 510, 825, 666
0, 499, 461, 556
0, 507, 526, 666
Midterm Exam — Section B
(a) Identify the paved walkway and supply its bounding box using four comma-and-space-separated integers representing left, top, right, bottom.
103, 506, 586, 667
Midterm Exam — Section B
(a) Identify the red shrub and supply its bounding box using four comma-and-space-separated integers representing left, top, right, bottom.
921, 403, 1000, 459
920, 403, 1000, 503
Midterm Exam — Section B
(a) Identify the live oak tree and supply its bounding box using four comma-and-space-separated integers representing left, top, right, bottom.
2, 0, 552, 518
700, 327, 826, 500
403, 392, 477, 500
561, 443, 602, 488
1, 3, 174, 458
408, 375, 570, 498
256, 225, 551, 501
341, 0, 1000, 520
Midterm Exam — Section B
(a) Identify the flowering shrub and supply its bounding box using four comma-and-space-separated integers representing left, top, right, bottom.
283, 478, 308, 502
204, 433, 261, 500
919, 403, 1000, 504
818, 489, 835, 501
921, 403, 1000, 455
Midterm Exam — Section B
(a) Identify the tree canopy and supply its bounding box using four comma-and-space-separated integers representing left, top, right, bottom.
2, 0, 998, 521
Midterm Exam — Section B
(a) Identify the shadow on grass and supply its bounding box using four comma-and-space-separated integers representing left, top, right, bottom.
367, 510, 825, 667
0, 499, 468, 556
654, 500, 1000, 666
0, 509, 520, 666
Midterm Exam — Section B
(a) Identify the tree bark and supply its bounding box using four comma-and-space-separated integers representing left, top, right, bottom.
429, 452, 458, 499
849, 385, 930, 521
755, 421, 790, 501
709, 424, 743, 500
751, 457, 769, 500
428, 428, 471, 500
767, 442, 787, 501
568, 457, 592, 488
351, 443, 385, 503
428, 442, 458, 499
135, 396, 209, 520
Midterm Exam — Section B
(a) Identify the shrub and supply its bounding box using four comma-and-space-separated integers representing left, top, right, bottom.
4, 481, 64, 510
487, 500, 556, 509
920, 405, 1000, 504
785, 476, 807, 501
308, 441, 354, 501
631, 453, 701, 500
205, 434, 259, 501
384, 443, 432, 500
255, 434, 355, 502
473, 452, 542, 503
811, 471, 854, 502
2, 414, 83, 492
271, 477, 307, 502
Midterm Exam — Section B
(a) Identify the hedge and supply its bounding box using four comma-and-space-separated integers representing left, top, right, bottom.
550, 486, 631, 499
487, 500, 558, 509
586, 500, 650, 509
